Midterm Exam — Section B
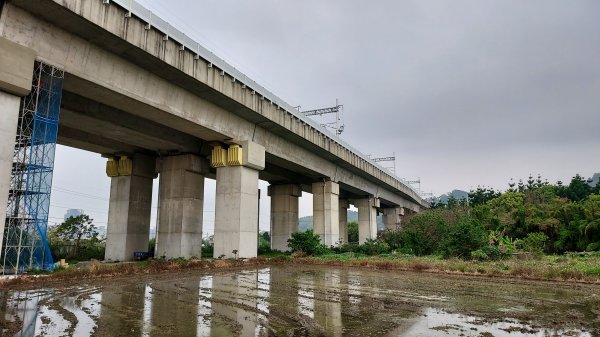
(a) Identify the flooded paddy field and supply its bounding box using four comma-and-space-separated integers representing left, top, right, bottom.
1, 265, 599, 336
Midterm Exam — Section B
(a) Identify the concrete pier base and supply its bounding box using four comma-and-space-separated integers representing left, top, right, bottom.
213, 165, 260, 259
268, 184, 301, 252
338, 199, 349, 244
156, 154, 208, 259
105, 154, 155, 262
383, 207, 404, 231
354, 197, 380, 243
312, 181, 340, 246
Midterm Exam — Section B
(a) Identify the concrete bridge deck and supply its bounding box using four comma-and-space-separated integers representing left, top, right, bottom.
0, 0, 428, 261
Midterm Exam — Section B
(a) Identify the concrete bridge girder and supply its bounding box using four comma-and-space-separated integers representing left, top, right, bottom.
2, 0, 424, 211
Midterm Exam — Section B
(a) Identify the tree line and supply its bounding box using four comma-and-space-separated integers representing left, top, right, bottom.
393, 174, 600, 259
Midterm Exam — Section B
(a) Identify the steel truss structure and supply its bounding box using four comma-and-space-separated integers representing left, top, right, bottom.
2, 61, 63, 274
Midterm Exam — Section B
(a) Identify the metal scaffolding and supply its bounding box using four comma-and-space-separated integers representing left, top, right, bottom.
2, 61, 63, 274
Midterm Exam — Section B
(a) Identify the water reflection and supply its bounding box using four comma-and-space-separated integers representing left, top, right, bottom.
346, 271, 362, 305
7, 291, 40, 337
297, 272, 315, 319
1, 266, 598, 336
197, 275, 212, 337
315, 270, 342, 337
142, 284, 152, 337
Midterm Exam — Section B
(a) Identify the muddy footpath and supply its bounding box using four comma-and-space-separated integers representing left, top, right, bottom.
1, 265, 599, 336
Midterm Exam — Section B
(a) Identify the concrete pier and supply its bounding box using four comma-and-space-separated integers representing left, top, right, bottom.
312, 181, 340, 246
214, 166, 259, 258
213, 141, 265, 259
156, 154, 208, 259
105, 154, 156, 261
383, 207, 404, 231
0, 38, 35, 259
268, 184, 301, 252
338, 199, 349, 244
354, 197, 379, 243
0, 92, 21, 255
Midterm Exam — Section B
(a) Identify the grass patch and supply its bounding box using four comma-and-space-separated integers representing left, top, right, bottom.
298, 253, 600, 283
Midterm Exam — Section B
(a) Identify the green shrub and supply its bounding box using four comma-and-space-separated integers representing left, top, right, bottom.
148, 238, 156, 256
49, 238, 105, 261
358, 239, 391, 255
258, 233, 272, 255
397, 247, 414, 255
400, 210, 452, 255
76, 239, 105, 261
523, 232, 549, 255
482, 244, 506, 260
379, 230, 403, 250
332, 243, 360, 254
471, 249, 488, 261
201, 239, 214, 258
586, 242, 600, 252
471, 245, 506, 261
287, 230, 329, 256
440, 217, 486, 258
348, 221, 359, 243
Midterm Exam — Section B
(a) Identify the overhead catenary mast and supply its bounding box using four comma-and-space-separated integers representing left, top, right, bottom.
404, 178, 421, 194
300, 99, 345, 135
368, 152, 396, 174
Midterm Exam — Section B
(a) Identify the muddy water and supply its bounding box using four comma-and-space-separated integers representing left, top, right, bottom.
1, 265, 599, 336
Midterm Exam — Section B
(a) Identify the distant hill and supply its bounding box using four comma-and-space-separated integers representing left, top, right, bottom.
429, 189, 468, 205
299, 210, 384, 231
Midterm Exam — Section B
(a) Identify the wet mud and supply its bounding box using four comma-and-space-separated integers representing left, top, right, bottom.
1, 265, 599, 336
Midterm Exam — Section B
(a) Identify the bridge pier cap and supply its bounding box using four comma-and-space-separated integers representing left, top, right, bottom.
0, 38, 36, 96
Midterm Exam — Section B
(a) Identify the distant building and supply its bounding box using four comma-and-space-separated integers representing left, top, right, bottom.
589, 173, 600, 188
96, 225, 107, 238
63, 208, 84, 221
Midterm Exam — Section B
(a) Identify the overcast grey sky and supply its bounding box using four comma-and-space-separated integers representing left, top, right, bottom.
49, 0, 600, 233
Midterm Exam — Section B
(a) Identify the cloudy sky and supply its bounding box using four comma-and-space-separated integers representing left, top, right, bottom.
49, 0, 600, 233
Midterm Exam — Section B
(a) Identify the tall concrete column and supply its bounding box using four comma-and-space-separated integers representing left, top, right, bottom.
213, 141, 265, 259
354, 197, 380, 243
105, 153, 156, 261
0, 92, 21, 256
312, 181, 340, 246
0, 38, 35, 259
338, 199, 349, 244
268, 184, 301, 252
156, 154, 209, 259
383, 207, 404, 231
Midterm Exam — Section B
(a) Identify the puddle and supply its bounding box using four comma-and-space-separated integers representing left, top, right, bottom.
401, 307, 591, 337
1, 265, 599, 336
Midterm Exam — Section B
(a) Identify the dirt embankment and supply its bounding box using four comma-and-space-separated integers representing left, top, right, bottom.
3, 255, 600, 290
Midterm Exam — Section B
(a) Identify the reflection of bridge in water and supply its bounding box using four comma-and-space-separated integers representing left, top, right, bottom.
0, 266, 594, 337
